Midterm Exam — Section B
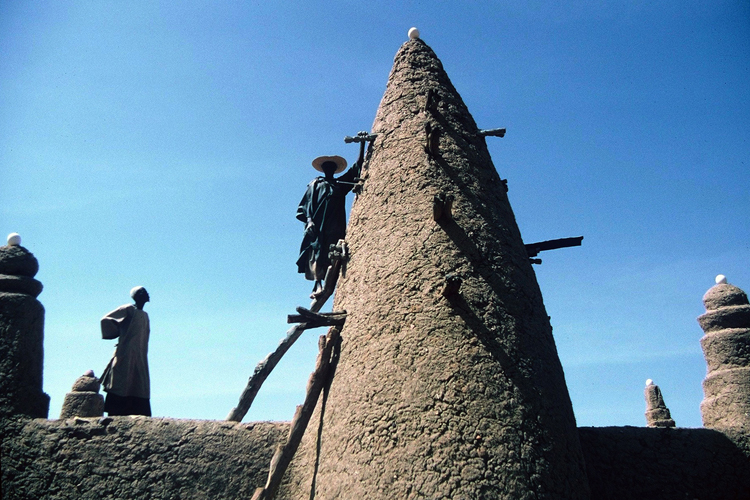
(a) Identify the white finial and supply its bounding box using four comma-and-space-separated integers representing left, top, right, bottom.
408, 27, 420, 40
715, 274, 727, 284
645, 379, 654, 386
7, 233, 21, 246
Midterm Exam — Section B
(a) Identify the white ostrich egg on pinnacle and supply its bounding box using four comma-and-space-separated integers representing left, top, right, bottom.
7, 233, 21, 246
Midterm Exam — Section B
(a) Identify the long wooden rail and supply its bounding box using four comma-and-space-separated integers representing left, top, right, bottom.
226, 255, 344, 423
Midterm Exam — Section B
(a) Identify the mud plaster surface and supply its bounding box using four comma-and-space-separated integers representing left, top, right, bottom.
283, 39, 589, 500
1, 417, 287, 500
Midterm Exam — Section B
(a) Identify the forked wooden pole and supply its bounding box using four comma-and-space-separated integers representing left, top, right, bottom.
226, 258, 343, 422
251, 327, 341, 500
226, 323, 307, 422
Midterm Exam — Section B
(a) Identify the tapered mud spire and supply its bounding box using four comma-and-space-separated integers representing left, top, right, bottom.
286, 38, 589, 499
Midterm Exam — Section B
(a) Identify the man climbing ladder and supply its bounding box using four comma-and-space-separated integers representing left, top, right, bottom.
296, 131, 375, 299
227, 131, 375, 424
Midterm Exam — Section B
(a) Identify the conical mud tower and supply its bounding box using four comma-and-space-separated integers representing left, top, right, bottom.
287, 37, 589, 499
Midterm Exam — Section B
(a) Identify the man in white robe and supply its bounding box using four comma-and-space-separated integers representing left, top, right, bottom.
100, 286, 151, 416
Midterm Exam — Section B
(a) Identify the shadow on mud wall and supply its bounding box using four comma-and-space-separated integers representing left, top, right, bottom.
579, 426, 750, 500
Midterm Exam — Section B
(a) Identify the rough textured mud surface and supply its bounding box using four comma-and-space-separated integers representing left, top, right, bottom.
284, 39, 589, 500
3, 416, 749, 499
698, 283, 750, 429
580, 426, 750, 500
1, 417, 287, 500
0, 293, 49, 419
0, 244, 49, 419
0, 245, 40, 278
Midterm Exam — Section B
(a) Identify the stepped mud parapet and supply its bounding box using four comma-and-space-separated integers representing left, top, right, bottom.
698, 278, 750, 430
286, 37, 589, 499
0, 235, 50, 419
59, 371, 105, 419
644, 380, 675, 428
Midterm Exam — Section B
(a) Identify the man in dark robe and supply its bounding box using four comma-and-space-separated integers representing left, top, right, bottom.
100, 286, 151, 416
297, 155, 360, 298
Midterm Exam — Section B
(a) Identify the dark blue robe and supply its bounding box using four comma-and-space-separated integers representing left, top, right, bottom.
296, 165, 358, 280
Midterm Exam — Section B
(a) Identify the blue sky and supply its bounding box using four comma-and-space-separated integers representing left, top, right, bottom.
2, 1, 748, 428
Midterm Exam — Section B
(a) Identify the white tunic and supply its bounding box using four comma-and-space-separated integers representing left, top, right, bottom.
101, 304, 150, 399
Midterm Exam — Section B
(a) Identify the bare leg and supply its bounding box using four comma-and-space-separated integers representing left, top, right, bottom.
310, 280, 323, 299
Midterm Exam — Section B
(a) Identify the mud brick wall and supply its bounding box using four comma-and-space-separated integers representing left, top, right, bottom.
579, 426, 750, 500
3, 418, 750, 499
1, 417, 286, 500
